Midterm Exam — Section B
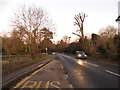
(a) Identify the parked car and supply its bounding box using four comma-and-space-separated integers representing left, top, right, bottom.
75, 51, 87, 59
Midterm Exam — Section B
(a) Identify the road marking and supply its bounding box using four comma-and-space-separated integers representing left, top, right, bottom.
36, 81, 42, 88
14, 60, 53, 88
38, 64, 44, 68
69, 84, 73, 88
61, 64, 64, 69
14, 76, 31, 88
105, 70, 120, 77
50, 81, 60, 88
21, 81, 37, 88
19, 80, 61, 88
65, 74, 69, 79
45, 81, 50, 88
86, 62, 99, 67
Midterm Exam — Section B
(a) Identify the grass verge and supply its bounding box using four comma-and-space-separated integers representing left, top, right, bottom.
30, 55, 51, 64
2, 54, 52, 75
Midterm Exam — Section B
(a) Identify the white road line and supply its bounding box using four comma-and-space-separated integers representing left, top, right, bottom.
69, 84, 73, 88
65, 74, 69, 78
86, 62, 99, 67
61, 64, 64, 69
105, 70, 120, 77
38, 64, 44, 68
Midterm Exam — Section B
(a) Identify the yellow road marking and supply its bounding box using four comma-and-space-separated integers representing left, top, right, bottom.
14, 60, 53, 88
18, 80, 61, 88
45, 81, 50, 88
36, 81, 42, 88
50, 81, 60, 89
21, 81, 37, 88
13, 76, 31, 88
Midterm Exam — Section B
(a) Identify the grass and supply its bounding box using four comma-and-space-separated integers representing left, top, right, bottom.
2, 54, 52, 75
30, 55, 51, 64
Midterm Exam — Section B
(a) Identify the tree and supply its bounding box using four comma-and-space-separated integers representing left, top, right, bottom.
97, 45, 108, 58
73, 12, 87, 39
2, 35, 25, 55
98, 26, 118, 59
39, 38, 53, 52
99, 25, 117, 38
91, 33, 100, 44
63, 35, 71, 44
38, 27, 54, 52
11, 5, 54, 57
55, 39, 68, 52
40, 27, 53, 40
114, 34, 120, 59
65, 42, 78, 54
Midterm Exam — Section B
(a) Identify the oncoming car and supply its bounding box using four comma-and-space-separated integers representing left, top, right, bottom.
52, 52, 56, 55
75, 51, 87, 59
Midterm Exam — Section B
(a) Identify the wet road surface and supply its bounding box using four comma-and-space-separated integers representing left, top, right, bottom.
57, 53, 119, 88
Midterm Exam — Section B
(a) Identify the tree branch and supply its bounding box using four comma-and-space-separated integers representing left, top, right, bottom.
72, 32, 81, 38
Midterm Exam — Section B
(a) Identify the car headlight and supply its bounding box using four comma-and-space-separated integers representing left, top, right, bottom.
85, 55, 87, 57
78, 54, 81, 57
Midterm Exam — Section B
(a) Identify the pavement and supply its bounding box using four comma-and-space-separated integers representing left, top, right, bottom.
13, 59, 72, 88
2, 57, 53, 88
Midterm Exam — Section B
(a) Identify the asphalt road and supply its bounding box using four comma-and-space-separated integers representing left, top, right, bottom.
57, 53, 120, 88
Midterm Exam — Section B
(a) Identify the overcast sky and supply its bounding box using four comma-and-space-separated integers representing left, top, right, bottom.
0, 0, 119, 42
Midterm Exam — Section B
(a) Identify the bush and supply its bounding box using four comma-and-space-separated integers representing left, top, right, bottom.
97, 45, 108, 58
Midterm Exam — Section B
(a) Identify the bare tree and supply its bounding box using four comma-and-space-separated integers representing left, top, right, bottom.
98, 26, 118, 58
99, 25, 117, 38
73, 12, 87, 39
11, 5, 54, 56
63, 35, 70, 44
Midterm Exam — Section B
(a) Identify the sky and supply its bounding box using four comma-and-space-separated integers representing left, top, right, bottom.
0, 0, 119, 42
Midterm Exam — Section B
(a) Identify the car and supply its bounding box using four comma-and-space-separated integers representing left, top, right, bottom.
52, 52, 56, 55
75, 51, 87, 59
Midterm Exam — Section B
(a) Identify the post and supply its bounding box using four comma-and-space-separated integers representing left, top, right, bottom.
118, 1, 120, 33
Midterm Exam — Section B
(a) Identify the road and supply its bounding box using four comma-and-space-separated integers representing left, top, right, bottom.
57, 53, 120, 88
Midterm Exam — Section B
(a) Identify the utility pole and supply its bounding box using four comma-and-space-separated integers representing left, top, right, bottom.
116, 1, 120, 33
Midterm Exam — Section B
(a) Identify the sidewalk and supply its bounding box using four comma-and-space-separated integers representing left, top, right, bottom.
2, 58, 53, 88
13, 59, 72, 88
